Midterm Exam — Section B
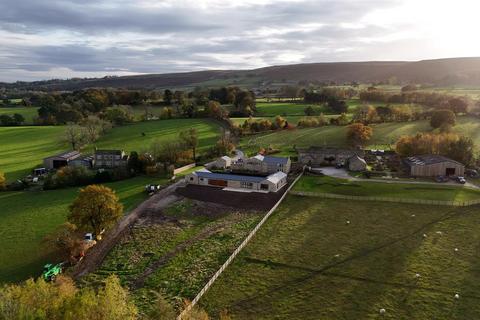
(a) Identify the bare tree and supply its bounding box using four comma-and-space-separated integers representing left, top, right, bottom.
63, 123, 87, 150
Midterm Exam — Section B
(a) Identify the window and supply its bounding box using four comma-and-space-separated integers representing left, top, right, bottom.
260, 184, 268, 190
190, 177, 194, 181
241, 181, 254, 189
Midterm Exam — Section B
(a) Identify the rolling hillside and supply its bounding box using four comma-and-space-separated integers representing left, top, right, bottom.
4, 57, 480, 90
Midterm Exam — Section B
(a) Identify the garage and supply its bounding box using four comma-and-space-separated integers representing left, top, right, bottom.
404, 155, 465, 177
208, 179, 228, 187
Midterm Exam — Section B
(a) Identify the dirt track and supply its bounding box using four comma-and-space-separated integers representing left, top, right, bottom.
70, 180, 183, 279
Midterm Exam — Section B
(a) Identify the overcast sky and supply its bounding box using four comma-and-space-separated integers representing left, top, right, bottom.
1, 0, 479, 82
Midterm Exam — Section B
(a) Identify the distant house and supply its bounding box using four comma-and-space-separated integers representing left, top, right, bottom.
206, 156, 232, 170
404, 155, 465, 177
43, 151, 82, 170
69, 154, 94, 169
348, 155, 367, 172
231, 154, 291, 175
186, 169, 287, 193
298, 146, 364, 167
94, 150, 127, 169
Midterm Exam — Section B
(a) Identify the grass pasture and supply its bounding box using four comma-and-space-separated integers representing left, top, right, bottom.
294, 176, 480, 202
0, 176, 166, 284
255, 102, 328, 117
241, 116, 480, 155
0, 119, 220, 182
202, 196, 480, 319
0, 107, 39, 124
81, 199, 263, 313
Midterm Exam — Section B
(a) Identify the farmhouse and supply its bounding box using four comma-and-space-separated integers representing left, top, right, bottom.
94, 149, 127, 169
206, 156, 232, 170
298, 146, 365, 167
231, 154, 291, 175
69, 154, 94, 169
186, 169, 287, 192
43, 151, 82, 170
404, 155, 465, 177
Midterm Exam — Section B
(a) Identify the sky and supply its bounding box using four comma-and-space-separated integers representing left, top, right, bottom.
1, 0, 479, 82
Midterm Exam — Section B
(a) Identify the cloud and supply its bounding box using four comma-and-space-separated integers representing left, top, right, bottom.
0, 0, 477, 82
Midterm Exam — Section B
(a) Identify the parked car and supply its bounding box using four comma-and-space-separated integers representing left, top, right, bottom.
456, 176, 466, 184
466, 169, 478, 178
435, 175, 449, 183
145, 184, 161, 194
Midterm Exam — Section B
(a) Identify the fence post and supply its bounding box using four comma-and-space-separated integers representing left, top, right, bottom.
177, 172, 304, 319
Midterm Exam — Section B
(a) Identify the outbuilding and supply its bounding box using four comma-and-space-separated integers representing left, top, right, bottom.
404, 155, 465, 177
43, 151, 82, 170
186, 169, 287, 192
348, 155, 367, 171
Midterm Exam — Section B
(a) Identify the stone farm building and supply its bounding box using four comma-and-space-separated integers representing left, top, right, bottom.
231, 155, 291, 175
186, 169, 288, 193
298, 146, 365, 167
94, 150, 127, 169
348, 155, 367, 171
404, 155, 465, 177
43, 151, 82, 169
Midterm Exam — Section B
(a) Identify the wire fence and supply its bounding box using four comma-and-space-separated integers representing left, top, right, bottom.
290, 191, 480, 207
177, 172, 304, 319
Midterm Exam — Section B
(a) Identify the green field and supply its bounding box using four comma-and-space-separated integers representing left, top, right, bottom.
0, 107, 39, 124
255, 102, 329, 117
81, 199, 262, 313
240, 116, 480, 155
202, 196, 480, 319
294, 176, 480, 202
0, 176, 166, 284
0, 119, 220, 182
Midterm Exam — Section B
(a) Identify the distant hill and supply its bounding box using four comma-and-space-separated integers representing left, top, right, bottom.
4, 57, 480, 91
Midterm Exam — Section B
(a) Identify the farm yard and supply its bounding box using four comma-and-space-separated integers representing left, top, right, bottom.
201, 195, 480, 319
0, 118, 220, 182
0, 176, 166, 283
80, 198, 263, 313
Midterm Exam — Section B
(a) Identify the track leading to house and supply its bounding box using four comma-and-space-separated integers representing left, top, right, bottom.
71, 180, 183, 279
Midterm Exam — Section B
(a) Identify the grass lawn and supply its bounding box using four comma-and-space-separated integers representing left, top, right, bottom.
240, 116, 480, 155
0, 107, 39, 124
202, 196, 480, 319
0, 176, 166, 284
81, 199, 263, 313
293, 175, 480, 202
0, 119, 220, 182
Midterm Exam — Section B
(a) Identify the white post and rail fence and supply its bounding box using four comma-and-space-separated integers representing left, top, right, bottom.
177, 171, 304, 319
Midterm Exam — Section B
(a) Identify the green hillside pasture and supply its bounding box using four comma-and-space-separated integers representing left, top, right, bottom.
202, 196, 480, 319
0, 107, 39, 124
0, 126, 66, 181
240, 116, 480, 154
0, 176, 165, 284
93, 119, 220, 154
0, 119, 220, 182
255, 102, 329, 117
294, 176, 480, 202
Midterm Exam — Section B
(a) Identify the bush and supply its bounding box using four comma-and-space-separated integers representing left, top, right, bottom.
44, 166, 94, 189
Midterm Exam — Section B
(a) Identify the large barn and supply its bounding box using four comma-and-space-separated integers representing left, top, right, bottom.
43, 151, 82, 169
404, 155, 465, 177
186, 169, 287, 193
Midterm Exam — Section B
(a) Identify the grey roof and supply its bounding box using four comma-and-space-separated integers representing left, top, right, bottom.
45, 150, 81, 160
194, 171, 267, 183
262, 155, 289, 165
95, 149, 124, 155
404, 155, 464, 166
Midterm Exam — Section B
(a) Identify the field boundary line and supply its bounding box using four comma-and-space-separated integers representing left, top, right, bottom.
177, 171, 304, 319
290, 191, 480, 207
